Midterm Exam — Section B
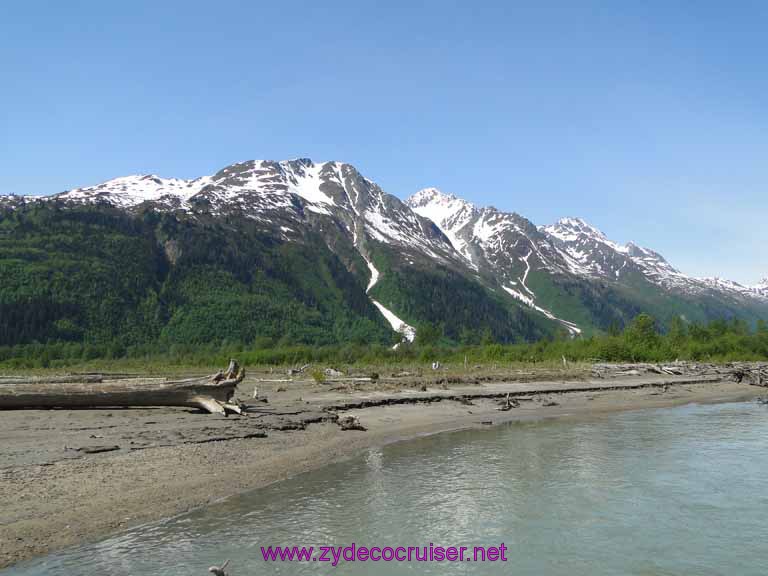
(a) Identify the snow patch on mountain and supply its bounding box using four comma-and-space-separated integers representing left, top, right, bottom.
519, 250, 534, 296
58, 175, 211, 209
752, 278, 768, 298
502, 285, 581, 335
408, 188, 584, 333
363, 208, 437, 259
281, 161, 335, 207
55, 159, 339, 213
541, 217, 632, 277
408, 188, 476, 236
371, 301, 416, 343
44, 160, 457, 266
501, 249, 581, 335
502, 285, 535, 307
365, 259, 380, 293
408, 189, 583, 332
542, 217, 767, 300
546, 218, 678, 283
408, 188, 478, 264
545, 217, 626, 251
361, 254, 415, 342
200, 159, 337, 216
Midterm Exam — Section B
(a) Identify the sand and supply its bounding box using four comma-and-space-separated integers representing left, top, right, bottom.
0, 370, 763, 569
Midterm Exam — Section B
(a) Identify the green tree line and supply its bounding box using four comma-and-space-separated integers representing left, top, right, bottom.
2, 314, 767, 369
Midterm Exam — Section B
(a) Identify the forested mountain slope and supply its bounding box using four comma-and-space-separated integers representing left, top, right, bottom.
1, 159, 766, 351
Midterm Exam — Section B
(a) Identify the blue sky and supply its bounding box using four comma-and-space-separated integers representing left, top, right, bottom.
2, 1, 766, 284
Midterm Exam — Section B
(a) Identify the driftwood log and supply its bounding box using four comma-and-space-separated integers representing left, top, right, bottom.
208, 559, 230, 576
338, 415, 366, 431
732, 365, 768, 387
0, 360, 246, 415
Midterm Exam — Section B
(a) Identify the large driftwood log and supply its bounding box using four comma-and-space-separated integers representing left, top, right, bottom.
0, 360, 246, 415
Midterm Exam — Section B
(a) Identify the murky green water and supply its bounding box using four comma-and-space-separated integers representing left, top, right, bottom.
7, 402, 768, 575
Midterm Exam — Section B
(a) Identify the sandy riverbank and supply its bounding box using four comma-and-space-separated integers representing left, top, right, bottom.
0, 371, 763, 569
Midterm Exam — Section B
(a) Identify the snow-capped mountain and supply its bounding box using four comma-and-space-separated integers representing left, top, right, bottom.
408, 187, 767, 334
408, 188, 584, 334
54, 160, 454, 261
57, 174, 212, 209
541, 216, 764, 300
542, 217, 693, 285
408, 188, 569, 276
3, 160, 767, 343
26, 160, 469, 343
542, 217, 636, 278
753, 278, 768, 298
411, 187, 765, 303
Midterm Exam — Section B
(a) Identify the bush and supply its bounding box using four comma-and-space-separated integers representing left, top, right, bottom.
310, 369, 326, 384
1, 313, 768, 370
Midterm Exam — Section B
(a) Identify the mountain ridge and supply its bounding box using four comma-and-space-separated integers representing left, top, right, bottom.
2, 159, 766, 348
409, 187, 766, 297
7, 163, 764, 291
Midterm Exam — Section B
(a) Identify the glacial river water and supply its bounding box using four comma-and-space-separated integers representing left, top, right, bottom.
8, 401, 768, 575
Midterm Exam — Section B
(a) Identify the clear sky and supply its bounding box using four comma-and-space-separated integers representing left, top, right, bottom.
2, 1, 766, 284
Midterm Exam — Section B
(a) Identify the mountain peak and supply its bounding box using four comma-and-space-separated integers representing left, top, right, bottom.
56, 173, 211, 208
408, 187, 457, 205
406, 188, 476, 226
546, 217, 609, 242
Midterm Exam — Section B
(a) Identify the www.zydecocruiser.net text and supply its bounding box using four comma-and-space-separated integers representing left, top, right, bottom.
260, 543, 509, 566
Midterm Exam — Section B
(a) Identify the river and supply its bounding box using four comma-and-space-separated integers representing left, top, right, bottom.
8, 401, 768, 575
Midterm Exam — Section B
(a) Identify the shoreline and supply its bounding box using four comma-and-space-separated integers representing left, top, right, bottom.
0, 374, 763, 569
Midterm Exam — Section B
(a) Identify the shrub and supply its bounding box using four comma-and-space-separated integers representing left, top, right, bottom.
310, 369, 326, 384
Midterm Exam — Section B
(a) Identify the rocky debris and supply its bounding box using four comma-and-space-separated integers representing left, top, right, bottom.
592, 362, 768, 381
320, 376, 722, 414
324, 368, 344, 377
287, 364, 310, 376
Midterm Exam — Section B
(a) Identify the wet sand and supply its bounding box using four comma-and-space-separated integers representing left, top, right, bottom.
0, 371, 763, 569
